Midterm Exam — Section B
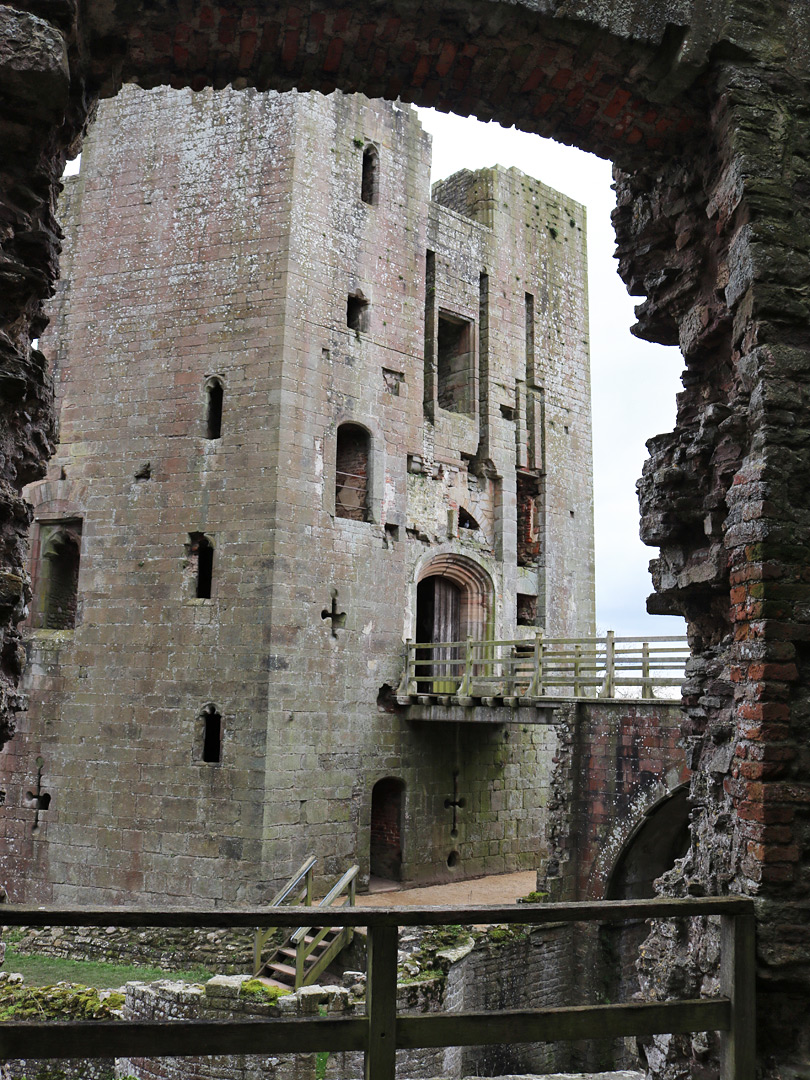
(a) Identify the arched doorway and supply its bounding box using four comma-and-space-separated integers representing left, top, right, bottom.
370, 777, 405, 882
414, 555, 494, 693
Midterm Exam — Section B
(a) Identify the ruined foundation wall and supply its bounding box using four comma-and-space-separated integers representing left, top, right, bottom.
541, 700, 689, 904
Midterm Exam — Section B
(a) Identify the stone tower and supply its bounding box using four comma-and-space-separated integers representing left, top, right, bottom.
0, 86, 594, 905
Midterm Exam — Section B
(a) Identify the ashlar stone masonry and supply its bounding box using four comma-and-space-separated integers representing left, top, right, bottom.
0, 86, 594, 906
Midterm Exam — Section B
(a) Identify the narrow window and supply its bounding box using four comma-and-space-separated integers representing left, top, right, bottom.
335, 424, 370, 521
361, 145, 379, 205
478, 272, 490, 455
423, 251, 436, 418
516, 470, 543, 567
347, 293, 369, 333
31, 519, 83, 630
202, 705, 222, 763
437, 312, 473, 414
525, 292, 535, 384
188, 532, 214, 599
206, 378, 223, 439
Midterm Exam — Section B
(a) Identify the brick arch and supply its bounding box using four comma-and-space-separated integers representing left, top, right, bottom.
80, 5, 702, 168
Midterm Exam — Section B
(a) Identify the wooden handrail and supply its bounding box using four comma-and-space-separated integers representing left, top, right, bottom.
289, 864, 358, 989
0, 897, 754, 1080
400, 633, 690, 700
253, 854, 317, 976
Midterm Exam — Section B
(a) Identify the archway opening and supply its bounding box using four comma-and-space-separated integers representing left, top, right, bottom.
606, 786, 691, 902
600, 785, 691, 1065
415, 555, 493, 693
335, 423, 370, 521
31, 520, 83, 630
370, 777, 405, 882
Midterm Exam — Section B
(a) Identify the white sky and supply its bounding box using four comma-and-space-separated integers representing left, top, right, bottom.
418, 107, 687, 640
65, 107, 686, 640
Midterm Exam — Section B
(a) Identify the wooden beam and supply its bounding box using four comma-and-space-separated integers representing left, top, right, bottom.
0, 1018, 368, 1061
396, 1000, 731, 1048
1, 896, 755, 929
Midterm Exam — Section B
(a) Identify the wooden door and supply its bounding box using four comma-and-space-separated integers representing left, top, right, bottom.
416, 576, 461, 692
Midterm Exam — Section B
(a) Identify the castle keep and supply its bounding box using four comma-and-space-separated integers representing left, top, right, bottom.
0, 86, 594, 906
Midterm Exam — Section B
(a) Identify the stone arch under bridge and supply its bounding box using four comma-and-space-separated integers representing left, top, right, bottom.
4, 2, 810, 1072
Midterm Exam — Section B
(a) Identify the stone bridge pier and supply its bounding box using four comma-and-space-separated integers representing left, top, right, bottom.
3, 2, 810, 1075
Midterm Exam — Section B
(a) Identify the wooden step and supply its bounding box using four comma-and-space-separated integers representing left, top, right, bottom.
256, 975, 291, 991
269, 962, 296, 980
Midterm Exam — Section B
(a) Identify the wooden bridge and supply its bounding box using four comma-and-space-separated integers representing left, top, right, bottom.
398, 633, 690, 705
0, 898, 754, 1080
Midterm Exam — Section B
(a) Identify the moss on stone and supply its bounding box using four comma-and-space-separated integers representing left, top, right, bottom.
238, 979, 290, 1002
484, 925, 528, 946
0, 981, 123, 1021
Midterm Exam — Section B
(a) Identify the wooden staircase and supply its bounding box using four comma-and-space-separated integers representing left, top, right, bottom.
259, 924, 345, 990
253, 858, 359, 991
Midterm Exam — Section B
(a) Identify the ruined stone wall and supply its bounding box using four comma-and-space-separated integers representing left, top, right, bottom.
432, 166, 594, 636
7, 2, 810, 1076
0, 86, 593, 905
0, 85, 299, 906
541, 700, 688, 904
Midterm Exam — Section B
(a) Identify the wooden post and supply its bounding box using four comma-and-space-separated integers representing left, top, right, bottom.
600, 631, 615, 698
295, 936, 306, 990
642, 640, 651, 699
457, 636, 474, 697
365, 923, 398, 1080
720, 909, 756, 1080
305, 864, 313, 907
252, 930, 261, 977
527, 631, 544, 697
398, 638, 414, 696
574, 643, 582, 697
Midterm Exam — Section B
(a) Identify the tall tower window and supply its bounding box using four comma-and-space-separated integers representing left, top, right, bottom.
361, 145, 379, 205
437, 312, 474, 414
335, 424, 370, 521
187, 532, 214, 599
31, 519, 83, 630
206, 378, 223, 440
201, 704, 222, 764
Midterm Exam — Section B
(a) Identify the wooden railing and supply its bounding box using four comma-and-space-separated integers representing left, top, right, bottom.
0, 897, 754, 1080
289, 863, 358, 988
398, 632, 690, 701
253, 853, 316, 977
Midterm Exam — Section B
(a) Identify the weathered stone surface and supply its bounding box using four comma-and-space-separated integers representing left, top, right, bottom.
1, 86, 593, 903
0, 7, 69, 117
1, 2, 810, 1077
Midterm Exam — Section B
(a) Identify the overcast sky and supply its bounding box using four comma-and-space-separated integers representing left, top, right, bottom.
418, 107, 686, 640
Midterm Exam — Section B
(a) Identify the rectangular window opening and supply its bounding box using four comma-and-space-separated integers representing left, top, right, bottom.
517, 593, 538, 626
437, 312, 474, 415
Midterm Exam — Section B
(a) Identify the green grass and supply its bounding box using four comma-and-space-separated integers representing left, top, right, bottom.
3, 946, 213, 989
